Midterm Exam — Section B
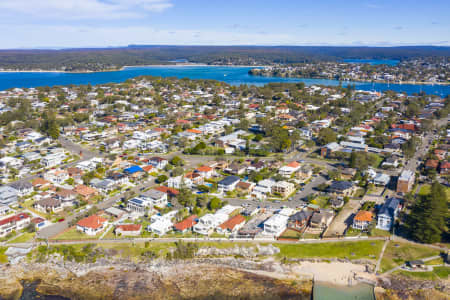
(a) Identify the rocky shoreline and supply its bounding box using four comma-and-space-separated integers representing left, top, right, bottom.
0, 257, 312, 300
0, 244, 448, 300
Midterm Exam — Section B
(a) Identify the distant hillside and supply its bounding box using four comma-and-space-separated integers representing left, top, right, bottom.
0, 45, 449, 72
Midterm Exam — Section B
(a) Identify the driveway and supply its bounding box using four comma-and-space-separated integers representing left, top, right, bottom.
324, 199, 361, 237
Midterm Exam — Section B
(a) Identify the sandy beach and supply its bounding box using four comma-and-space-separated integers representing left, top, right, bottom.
292, 261, 374, 286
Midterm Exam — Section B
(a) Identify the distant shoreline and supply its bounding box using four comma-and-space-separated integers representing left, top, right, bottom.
0, 65, 448, 86
0, 63, 266, 74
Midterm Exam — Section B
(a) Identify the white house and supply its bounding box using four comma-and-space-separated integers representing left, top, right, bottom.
143, 189, 168, 207
167, 175, 193, 189
217, 176, 240, 192
377, 198, 401, 231
0, 213, 30, 237
76, 215, 108, 236
42, 152, 66, 168
148, 218, 173, 236
263, 214, 289, 236
193, 213, 229, 235
148, 157, 168, 169
253, 179, 276, 195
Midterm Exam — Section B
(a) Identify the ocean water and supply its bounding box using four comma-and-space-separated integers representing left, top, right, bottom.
313, 282, 375, 300
341, 59, 400, 66
0, 65, 449, 96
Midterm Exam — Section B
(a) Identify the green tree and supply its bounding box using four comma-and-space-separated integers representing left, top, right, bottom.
317, 128, 337, 146
208, 197, 222, 211
407, 182, 448, 243
156, 175, 168, 183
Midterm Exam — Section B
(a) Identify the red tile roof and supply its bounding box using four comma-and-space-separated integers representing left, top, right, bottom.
174, 215, 198, 231
196, 165, 213, 172
0, 213, 30, 226
354, 211, 373, 222
154, 186, 179, 196
77, 215, 107, 229
287, 161, 301, 168
219, 214, 246, 231
116, 224, 142, 232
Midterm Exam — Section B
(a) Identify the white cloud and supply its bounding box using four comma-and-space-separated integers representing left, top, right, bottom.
0, 0, 173, 20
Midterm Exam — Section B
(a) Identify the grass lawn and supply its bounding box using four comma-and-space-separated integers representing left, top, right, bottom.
52, 227, 104, 240
380, 241, 441, 273
312, 196, 329, 208
425, 257, 445, 265
0, 247, 8, 264
345, 227, 365, 237
353, 188, 366, 198
418, 184, 431, 196
301, 233, 321, 239
275, 240, 384, 260
98, 242, 174, 259
279, 229, 302, 240
370, 228, 391, 237
394, 266, 449, 281
102, 226, 117, 239
7, 232, 35, 244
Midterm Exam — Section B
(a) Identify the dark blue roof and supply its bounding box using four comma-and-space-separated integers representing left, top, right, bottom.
129, 198, 143, 205
379, 197, 400, 217
330, 181, 353, 191
124, 165, 144, 174
218, 175, 240, 186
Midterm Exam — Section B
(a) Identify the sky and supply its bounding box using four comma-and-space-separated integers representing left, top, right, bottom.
0, 0, 449, 48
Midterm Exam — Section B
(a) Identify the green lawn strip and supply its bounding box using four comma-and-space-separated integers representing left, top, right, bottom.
433, 266, 450, 279
279, 229, 302, 239
52, 227, 104, 240
425, 257, 445, 265
380, 241, 441, 273
97, 242, 174, 258
275, 240, 384, 260
370, 229, 390, 237
394, 266, 449, 281
0, 247, 8, 264
7, 232, 35, 244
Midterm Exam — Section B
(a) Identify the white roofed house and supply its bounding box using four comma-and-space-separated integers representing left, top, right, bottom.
0, 156, 23, 170
148, 218, 173, 236
278, 161, 301, 177
42, 152, 66, 168
148, 157, 168, 169
193, 206, 234, 235
44, 169, 69, 185
271, 181, 295, 198
0, 186, 19, 205
142, 189, 168, 208
263, 214, 289, 237
127, 196, 152, 214
167, 175, 193, 189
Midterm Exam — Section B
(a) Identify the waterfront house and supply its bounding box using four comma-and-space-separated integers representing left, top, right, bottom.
173, 215, 198, 233
352, 210, 373, 231
216, 214, 246, 235
376, 197, 401, 231
115, 224, 142, 236
287, 210, 313, 230
76, 215, 108, 236
0, 212, 30, 237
